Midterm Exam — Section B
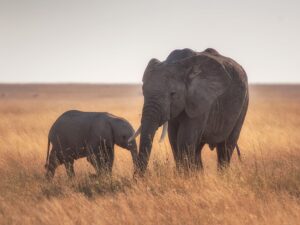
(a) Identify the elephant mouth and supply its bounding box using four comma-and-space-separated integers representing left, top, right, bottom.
158, 116, 170, 127
128, 121, 168, 143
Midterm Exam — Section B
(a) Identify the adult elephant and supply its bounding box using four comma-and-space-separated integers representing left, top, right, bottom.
130, 48, 249, 174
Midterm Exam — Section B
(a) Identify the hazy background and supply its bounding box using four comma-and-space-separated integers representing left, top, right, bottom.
0, 0, 299, 84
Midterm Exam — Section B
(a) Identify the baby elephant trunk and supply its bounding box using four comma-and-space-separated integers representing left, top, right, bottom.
128, 140, 138, 171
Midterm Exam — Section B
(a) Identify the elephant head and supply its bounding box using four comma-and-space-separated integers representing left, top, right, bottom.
131, 48, 232, 174
110, 118, 139, 171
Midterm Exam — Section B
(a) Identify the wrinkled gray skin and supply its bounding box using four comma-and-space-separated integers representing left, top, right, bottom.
137, 48, 249, 174
45, 110, 138, 179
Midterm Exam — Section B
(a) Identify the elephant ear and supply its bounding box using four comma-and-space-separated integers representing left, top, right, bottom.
184, 55, 231, 118
142, 58, 161, 83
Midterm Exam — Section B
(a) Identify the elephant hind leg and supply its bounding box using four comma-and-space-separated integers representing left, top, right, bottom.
45, 149, 61, 180
222, 98, 248, 164
216, 141, 234, 170
217, 122, 243, 169
217, 94, 248, 170
168, 119, 181, 170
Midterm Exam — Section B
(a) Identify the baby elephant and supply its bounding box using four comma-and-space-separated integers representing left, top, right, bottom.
45, 110, 138, 179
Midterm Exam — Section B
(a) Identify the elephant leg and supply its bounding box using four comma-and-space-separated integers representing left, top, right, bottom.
216, 98, 249, 170
177, 117, 205, 172
100, 145, 114, 176
87, 144, 114, 176
195, 142, 205, 170
168, 119, 180, 169
87, 148, 101, 175
226, 97, 249, 160
64, 160, 75, 178
106, 146, 114, 175
45, 149, 61, 180
216, 141, 233, 169
87, 155, 101, 175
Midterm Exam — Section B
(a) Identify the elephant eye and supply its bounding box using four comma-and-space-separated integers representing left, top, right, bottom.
170, 91, 176, 98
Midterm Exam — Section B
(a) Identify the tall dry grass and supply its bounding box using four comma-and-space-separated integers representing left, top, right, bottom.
0, 84, 299, 225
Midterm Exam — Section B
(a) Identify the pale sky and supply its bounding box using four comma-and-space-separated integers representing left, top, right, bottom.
0, 0, 299, 83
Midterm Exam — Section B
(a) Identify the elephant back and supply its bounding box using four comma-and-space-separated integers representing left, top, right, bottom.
201, 50, 248, 85
165, 48, 197, 64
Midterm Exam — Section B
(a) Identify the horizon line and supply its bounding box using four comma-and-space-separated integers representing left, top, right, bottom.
0, 82, 299, 86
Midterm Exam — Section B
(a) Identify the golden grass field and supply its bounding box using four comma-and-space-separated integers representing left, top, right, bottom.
0, 84, 299, 225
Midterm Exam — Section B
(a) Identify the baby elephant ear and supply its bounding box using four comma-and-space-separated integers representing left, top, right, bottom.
142, 58, 161, 82
185, 55, 231, 118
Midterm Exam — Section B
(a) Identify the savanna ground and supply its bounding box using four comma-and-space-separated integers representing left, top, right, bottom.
0, 84, 299, 225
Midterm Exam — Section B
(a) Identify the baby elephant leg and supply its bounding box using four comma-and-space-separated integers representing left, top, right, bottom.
85, 144, 101, 175
45, 149, 61, 180
86, 143, 114, 177
87, 153, 101, 175
101, 146, 114, 176
64, 160, 75, 178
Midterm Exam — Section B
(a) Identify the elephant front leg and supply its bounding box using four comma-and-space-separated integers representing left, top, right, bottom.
87, 145, 114, 177
107, 147, 114, 175
195, 142, 205, 170
87, 152, 101, 175
64, 160, 75, 178
93, 146, 114, 176
101, 146, 114, 176
177, 118, 205, 172
168, 119, 181, 170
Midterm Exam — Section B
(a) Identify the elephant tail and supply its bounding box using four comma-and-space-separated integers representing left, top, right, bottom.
45, 139, 51, 169
236, 144, 242, 161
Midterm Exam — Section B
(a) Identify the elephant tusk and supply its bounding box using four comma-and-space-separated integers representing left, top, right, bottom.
159, 122, 168, 143
128, 125, 141, 142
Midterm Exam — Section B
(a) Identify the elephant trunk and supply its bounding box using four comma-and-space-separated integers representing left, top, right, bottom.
136, 102, 161, 175
137, 121, 159, 174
